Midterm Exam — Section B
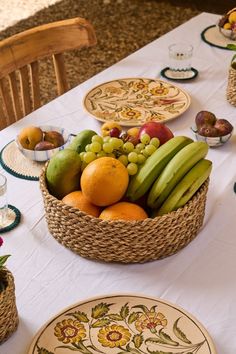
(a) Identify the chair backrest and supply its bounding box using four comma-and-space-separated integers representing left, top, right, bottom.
0, 17, 97, 130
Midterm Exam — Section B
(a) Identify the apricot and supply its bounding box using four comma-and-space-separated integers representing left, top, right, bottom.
18, 126, 43, 150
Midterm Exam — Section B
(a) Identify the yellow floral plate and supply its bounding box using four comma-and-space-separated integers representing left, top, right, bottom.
83, 78, 191, 126
28, 294, 217, 354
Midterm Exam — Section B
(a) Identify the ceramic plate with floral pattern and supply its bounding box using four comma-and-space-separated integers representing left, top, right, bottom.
83, 78, 191, 126
28, 294, 217, 354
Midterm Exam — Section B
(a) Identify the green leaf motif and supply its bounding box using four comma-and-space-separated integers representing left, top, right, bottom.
147, 350, 175, 354
173, 318, 191, 344
91, 302, 112, 319
56, 346, 79, 352
37, 347, 54, 354
145, 337, 169, 345
132, 304, 149, 314
159, 329, 179, 346
108, 313, 123, 321
132, 334, 143, 348
120, 303, 129, 319
0, 255, 11, 267
91, 318, 111, 328
128, 312, 140, 324
126, 343, 142, 354
67, 311, 89, 322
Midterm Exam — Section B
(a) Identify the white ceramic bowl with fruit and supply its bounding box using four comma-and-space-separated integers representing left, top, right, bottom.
16, 125, 70, 162
191, 111, 234, 147
218, 8, 236, 40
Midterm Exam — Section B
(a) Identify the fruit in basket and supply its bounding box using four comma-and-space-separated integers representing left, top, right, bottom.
18, 126, 43, 150
62, 191, 101, 217
44, 131, 64, 148
154, 159, 212, 216
46, 149, 81, 199
214, 119, 233, 136
101, 122, 122, 137
81, 157, 129, 206
195, 111, 216, 128
99, 201, 148, 221
35, 141, 55, 151
126, 136, 193, 201
138, 122, 174, 146
67, 129, 97, 153
147, 141, 209, 209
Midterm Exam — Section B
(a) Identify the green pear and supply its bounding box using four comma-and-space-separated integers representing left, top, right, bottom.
67, 129, 97, 153
46, 149, 81, 199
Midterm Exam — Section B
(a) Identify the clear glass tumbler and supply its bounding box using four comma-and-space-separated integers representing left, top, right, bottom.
0, 174, 8, 228
168, 43, 193, 78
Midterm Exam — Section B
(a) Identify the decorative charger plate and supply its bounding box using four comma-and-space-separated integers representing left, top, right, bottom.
201, 25, 236, 49
83, 78, 191, 126
28, 294, 217, 354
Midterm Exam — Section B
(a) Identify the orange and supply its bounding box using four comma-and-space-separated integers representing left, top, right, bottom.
99, 202, 148, 221
80, 157, 129, 207
62, 191, 101, 217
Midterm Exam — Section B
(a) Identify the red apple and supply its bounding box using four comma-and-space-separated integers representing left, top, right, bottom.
138, 122, 174, 145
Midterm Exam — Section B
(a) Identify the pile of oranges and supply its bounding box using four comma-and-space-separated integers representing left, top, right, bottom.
62, 156, 148, 221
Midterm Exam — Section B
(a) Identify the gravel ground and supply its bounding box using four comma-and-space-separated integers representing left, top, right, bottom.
0, 0, 217, 104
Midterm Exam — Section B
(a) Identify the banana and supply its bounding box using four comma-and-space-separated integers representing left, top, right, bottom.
154, 159, 212, 216
147, 141, 209, 209
126, 136, 193, 201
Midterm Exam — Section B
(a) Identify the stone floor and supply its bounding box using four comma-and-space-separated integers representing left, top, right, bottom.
0, 0, 232, 105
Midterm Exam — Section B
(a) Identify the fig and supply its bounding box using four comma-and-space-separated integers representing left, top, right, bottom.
195, 111, 217, 128
35, 141, 56, 151
214, 119, 233, 136
44, 131, 64, 148
198, 125, 219, 137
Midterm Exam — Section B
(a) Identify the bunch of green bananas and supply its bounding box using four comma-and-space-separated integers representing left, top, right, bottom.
126, 136, 212, 216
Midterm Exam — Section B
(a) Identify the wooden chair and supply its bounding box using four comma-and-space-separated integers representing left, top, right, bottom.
0, 17, 97, 130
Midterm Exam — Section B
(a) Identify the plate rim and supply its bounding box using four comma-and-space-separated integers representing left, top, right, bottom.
83, 77, 191, 127
27, 292, 217, 354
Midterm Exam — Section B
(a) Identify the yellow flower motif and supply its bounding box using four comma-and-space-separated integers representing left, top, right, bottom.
132, 82, 148, 92
54, 319, 86, 344
104, 86, 123, 95
96, 111, 117, 120
121, 108, 141, 120
98, 324, 131, 348
150, 85, 169, 96
135, 311, 168, 332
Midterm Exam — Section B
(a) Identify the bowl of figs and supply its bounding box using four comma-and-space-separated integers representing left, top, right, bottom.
191, 111, 234, 147
16, 125, 70, 161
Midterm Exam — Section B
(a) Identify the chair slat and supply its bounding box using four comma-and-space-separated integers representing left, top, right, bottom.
0, 78, 16, 126
53, 53, 68, 95
0, 99, 7, 130
9, 72, 22, 120
19, 66, 31, 116
29, 61, 41, 111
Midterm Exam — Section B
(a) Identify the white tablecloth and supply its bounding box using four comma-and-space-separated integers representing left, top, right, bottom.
1, 12, 236, 354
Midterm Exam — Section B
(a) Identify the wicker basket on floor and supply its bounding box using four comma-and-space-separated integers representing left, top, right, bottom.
39, 166, 209, 264
0, 267, 19, 343
226, 64, 236, 106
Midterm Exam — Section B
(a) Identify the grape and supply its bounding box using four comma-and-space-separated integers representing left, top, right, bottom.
137, 154, 146, 165
109, 127, 121, 137
150, 137, 160, 148
83, 151, 97, 163
123, 141, 134, 153
103, 142, 114, 153
96, 151, 106, 158
85, 144, 91, 152
127, 162, 138, 175
144, 144, 157, 156
103, 136, 110, 143
118, 155, 128, 166
92, 135, 103, 144
128, 151, 138, 163
109, 137, 123, 149
79, 152, 86, 161
140, 133, 150, 145
135, 143, 145, 153
90, 141, 102, 153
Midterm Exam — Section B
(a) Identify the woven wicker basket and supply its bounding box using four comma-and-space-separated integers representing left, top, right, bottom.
226, 64, 236, 106
39, 167, 209, 263
0, 267, 19, 343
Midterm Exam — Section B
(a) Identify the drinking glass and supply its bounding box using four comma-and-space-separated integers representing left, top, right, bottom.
168, 43, 193, 78
0, 174, 8, 228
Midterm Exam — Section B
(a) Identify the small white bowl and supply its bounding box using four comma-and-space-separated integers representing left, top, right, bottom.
16, 125, 70, 162
218, 24, 236, 40
191, 126, 233, 147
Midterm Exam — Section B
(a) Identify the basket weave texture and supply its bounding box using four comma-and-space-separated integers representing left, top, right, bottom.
0, 267, 19, 343
226, 65, 236, 106
39, 167, 209, 264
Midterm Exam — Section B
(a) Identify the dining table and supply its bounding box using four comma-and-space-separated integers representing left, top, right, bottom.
0, 11, 236, 354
